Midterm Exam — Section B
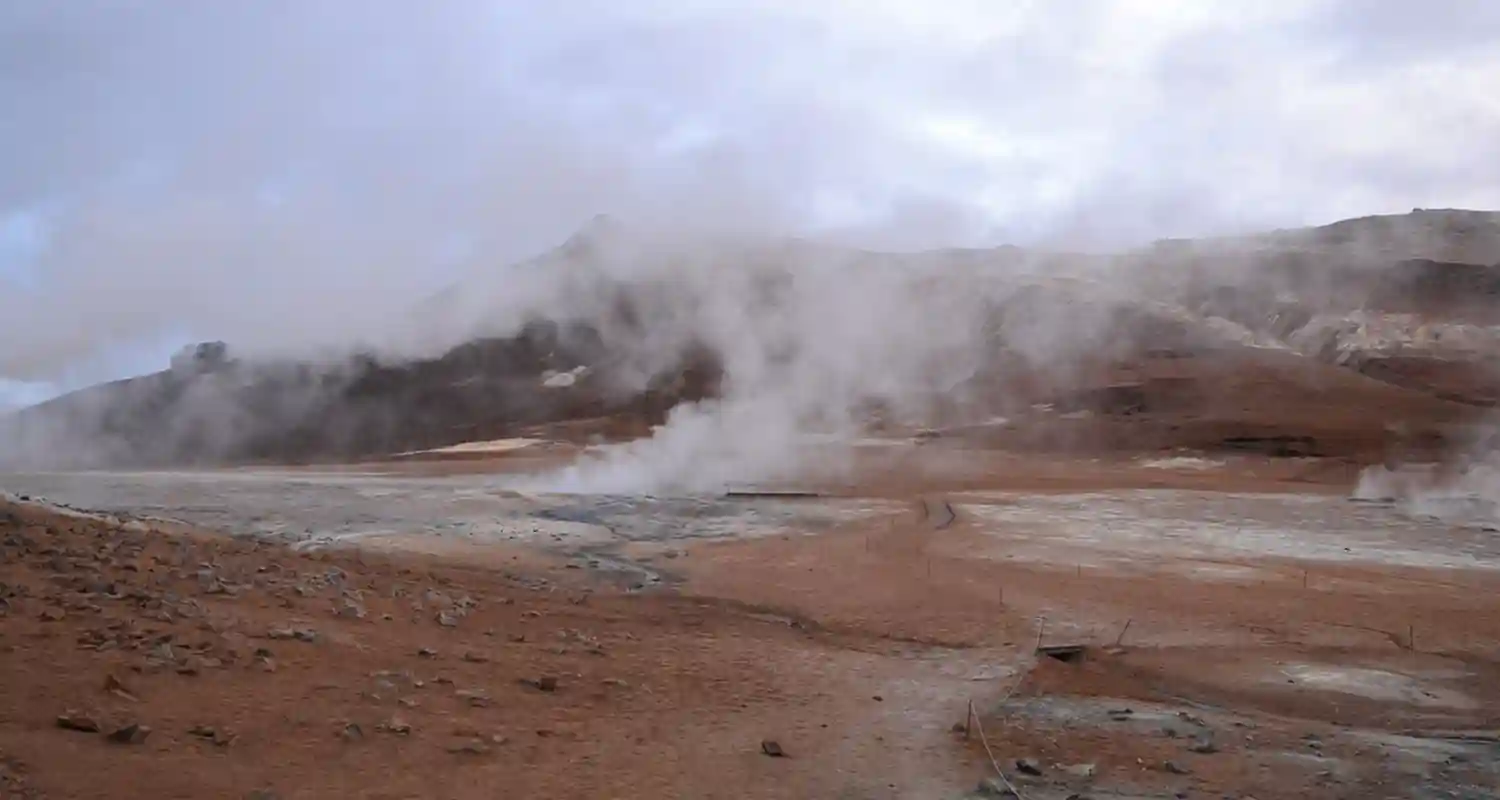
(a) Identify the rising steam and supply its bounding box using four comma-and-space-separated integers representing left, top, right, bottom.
5, 3, 1500, 490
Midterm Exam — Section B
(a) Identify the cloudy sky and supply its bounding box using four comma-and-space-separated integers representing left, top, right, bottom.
2, 0, 1498, 406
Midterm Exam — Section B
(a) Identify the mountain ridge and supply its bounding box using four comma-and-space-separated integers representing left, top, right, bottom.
3, 208, 1498, 470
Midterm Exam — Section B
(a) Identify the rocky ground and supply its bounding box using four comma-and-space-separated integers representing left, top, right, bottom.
3, 448, 1499, 799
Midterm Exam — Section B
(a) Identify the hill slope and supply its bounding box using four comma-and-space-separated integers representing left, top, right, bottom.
3, 209, 1497, 470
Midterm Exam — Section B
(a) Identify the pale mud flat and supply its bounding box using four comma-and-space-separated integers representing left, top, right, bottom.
0, 468, 900, 552
5, 467, 1499, 584
957, 490, 1500, 573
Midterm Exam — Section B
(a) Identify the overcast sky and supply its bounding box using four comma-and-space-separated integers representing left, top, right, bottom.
2, 0, 1499, 405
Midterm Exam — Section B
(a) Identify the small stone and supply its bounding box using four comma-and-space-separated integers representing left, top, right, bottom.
760, 739, 786, 758
340, 722, 364, 742
436, 611, 459, 627
1163, 760, 1190, 775
417, 647, 438, 658
379, 715, 412, 735
106, 723, 151, 745
56, 711, 101, 733
335, 599, 366, 620
446, 739, 491, 756
1064, 763, 1097, 778
244, 790, 279, 800
103, 674, 138, 701
1188, 736, 1219, 754
456, 690, 490, 708
1014, 758, 1042, 776
189, 724, 234, 747
461, 651, 487, 663
39, 607, 66, 622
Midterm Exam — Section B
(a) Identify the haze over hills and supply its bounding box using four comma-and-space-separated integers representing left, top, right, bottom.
2, 208, 1499, 488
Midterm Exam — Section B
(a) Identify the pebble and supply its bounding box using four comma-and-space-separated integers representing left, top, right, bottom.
56, 711, 102, 733
106, 723, 151, 745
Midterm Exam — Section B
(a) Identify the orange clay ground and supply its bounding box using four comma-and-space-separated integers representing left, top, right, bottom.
3, 442, 1498, 800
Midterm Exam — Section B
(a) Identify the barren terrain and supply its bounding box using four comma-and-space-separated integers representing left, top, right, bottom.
4, 442, 1499, 799
4, 210, 1500, 799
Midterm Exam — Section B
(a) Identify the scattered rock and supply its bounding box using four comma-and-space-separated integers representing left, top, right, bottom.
188, 724, 234, 747
436, 611, 459, 628
56, 711, 101, 733
148, 641, 176, 663
267, 626, 317, 642
461, 651, 487, 663
1163, 760, 1190, 775
335, 598, 366, 620
456, 690, 490, 708
378, 715, 412, 735
446, 739, 491, 756
760, 740, 786, 758
1014, 758, 1043, 776
106, 723, 151, 745
1064, 763, 1097, 779
417, 647, 438, 658
520, 675, 558, 693
1188, 735, 1219, 754
102, 674, 138, 701
340, 723, 364, 742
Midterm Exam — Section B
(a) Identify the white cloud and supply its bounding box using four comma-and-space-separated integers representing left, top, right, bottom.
0, 0, 1497, 383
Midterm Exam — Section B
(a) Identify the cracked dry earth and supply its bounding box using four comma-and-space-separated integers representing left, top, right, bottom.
3, 455, 1500, 800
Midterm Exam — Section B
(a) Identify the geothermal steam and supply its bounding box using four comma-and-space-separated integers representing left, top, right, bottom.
505, 232, 1009, 494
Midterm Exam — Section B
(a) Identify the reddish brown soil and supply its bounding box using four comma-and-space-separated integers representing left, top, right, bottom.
0, 500, 952, 800
6, 448, 1499, 799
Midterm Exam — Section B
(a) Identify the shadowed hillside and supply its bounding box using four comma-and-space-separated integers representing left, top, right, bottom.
3, 209, 1498, 470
